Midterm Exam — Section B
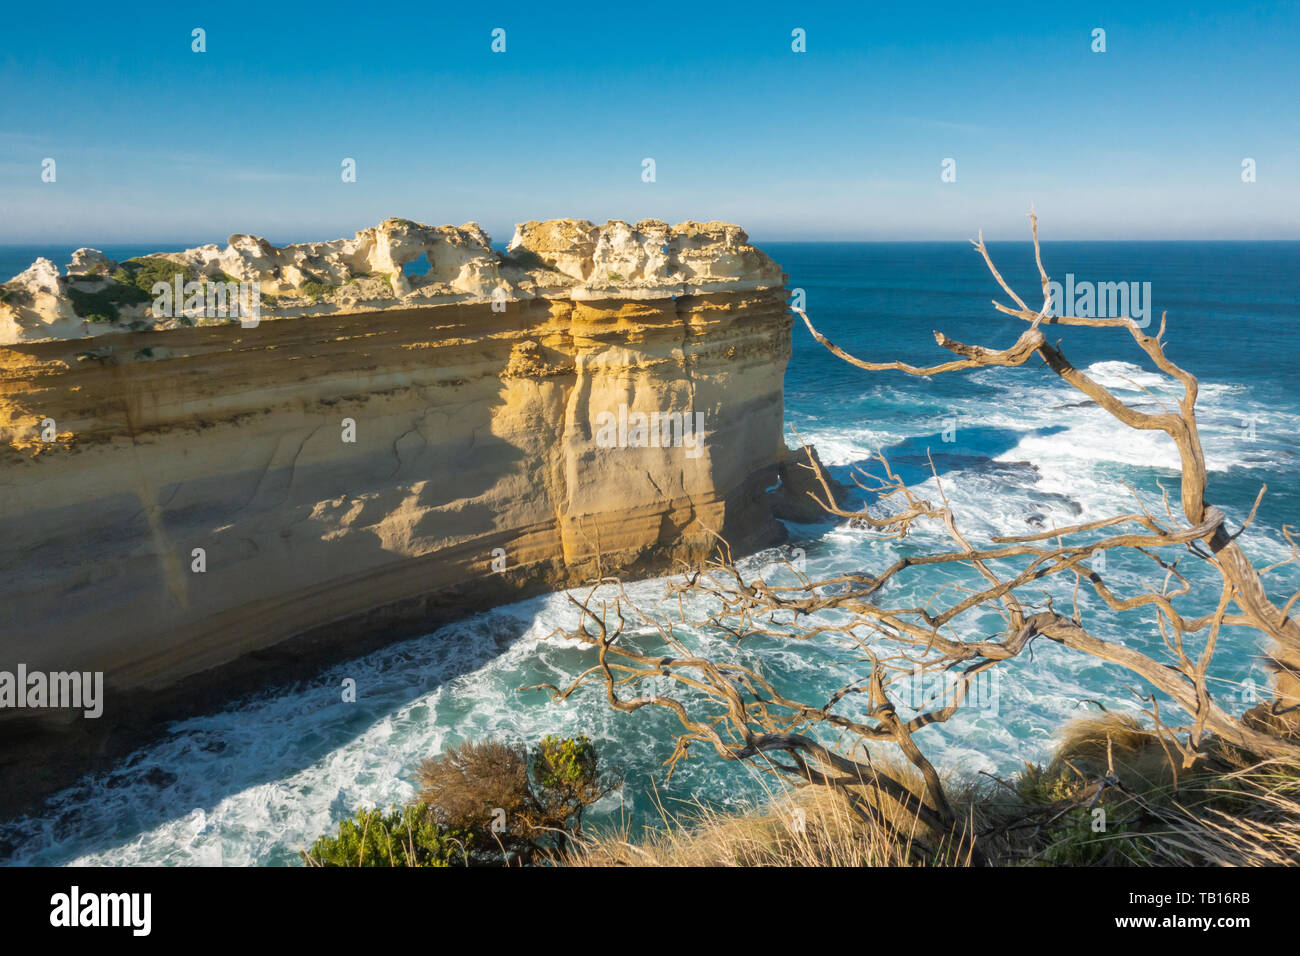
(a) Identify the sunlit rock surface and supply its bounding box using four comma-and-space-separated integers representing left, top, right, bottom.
0, 217, 795, 808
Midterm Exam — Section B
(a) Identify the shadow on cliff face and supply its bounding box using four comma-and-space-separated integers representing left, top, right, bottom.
0, 436, 788, 864
0, 428, 526, 853
0, 606, 543, 866
0, 426, 1064, 865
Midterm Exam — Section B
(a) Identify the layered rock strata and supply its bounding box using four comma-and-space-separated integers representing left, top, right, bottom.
0, 218, 793, 813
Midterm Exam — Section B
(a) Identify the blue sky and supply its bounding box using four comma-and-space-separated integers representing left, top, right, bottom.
1, 1, 1297, 244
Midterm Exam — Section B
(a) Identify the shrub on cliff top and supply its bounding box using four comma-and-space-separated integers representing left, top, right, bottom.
68, 282, 150, 322
0, 283, 31, 308
299, 273, 339, 301
344, 271, 393, 294
299, 803, 470, 867
69, 258, 245, 323
532, 734, 608, 831
300, 736, 618, 867
113, 256, 195, 296
415, 734, 618, 863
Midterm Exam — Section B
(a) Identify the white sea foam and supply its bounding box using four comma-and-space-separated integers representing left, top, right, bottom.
2, 357, 1294, 868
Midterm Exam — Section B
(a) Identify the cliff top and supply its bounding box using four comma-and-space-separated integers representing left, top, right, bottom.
0, 217, 783, 345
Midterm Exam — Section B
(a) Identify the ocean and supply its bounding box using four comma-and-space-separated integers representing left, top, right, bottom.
2, 240, 1298, 865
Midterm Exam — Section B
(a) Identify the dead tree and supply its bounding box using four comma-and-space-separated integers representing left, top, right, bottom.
540, 216, 1300, 858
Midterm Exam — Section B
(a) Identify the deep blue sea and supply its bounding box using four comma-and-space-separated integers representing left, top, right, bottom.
2, 240, 1298, 865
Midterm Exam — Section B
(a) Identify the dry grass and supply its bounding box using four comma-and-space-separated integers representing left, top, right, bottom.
560, 715, 1300, 867
561, 757, 983, 867
1033, 714, 1300, 865
562, 787, 917, 867
1130, 762, 1300, 866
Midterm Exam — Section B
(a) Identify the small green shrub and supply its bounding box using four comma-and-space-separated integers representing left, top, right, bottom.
1041, 806, 1151, 866
68, 283, 150, 322
299, 275, 338, 301
300, 803, 470, 867
1016, 763, 1080, 805
501, 248, 559, 273
113, 256, 194, 296
533, 734, 606, 829
305, 736, 618, 868
345, 271, 394, 293
65, 259, 244, 323
1015, 761, 1151, 865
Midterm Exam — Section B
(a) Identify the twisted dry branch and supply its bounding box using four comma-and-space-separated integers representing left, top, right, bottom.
548, 217, 1300, 857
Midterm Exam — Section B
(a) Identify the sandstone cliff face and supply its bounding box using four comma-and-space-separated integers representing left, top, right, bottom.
0, 219, 792, 802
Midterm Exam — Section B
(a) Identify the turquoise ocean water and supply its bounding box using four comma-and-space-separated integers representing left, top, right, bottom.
1, 240, 1297, 864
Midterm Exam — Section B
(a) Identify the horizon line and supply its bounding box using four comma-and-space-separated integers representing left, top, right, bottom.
3, 235, 1300, 250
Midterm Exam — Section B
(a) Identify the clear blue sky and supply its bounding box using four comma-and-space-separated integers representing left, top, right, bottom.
1, 1, 1296, 244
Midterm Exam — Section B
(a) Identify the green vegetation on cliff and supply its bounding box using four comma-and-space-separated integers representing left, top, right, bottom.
301, 804, 470, 867
302, 734, 617, 867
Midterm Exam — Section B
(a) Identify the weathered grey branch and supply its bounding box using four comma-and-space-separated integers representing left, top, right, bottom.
554, 217, 1300, 859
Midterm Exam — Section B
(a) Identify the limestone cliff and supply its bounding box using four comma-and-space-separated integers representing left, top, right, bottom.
0, 218, 792, 811
0, 216, 783, 344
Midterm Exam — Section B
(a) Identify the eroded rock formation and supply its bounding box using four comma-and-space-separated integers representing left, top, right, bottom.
0, 217, 794, 812
0, 217, 783, 343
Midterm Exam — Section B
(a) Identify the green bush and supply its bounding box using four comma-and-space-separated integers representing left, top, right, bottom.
304, 735, 617, 868
61, 256, 191, 323
299, 277, 338, 301
533, 734, 606, 829
112, 256, 194, 296
345, 271, 394, 294
300, 803, 470, 867
297, 267, 340, 300
501, 247, 559, 274
68, 282, 150, 322
415, 734, 618, 863
61, 256, 247, 324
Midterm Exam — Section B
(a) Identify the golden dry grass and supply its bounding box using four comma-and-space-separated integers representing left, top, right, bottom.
561, 757, 983, 867
561, 715, 1300, 867
561, 786, 915, 867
